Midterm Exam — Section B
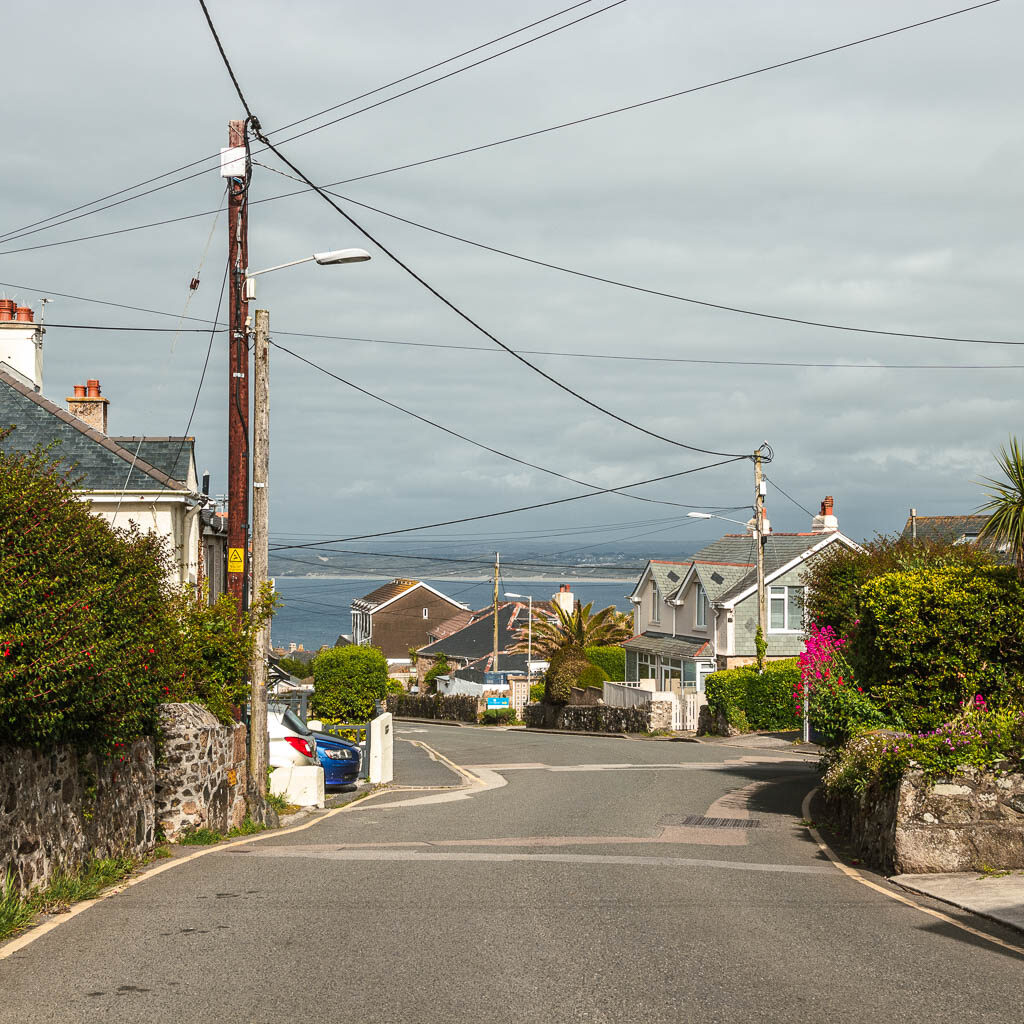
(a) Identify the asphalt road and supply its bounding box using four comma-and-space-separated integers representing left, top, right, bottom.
2, 724, 1022, 1023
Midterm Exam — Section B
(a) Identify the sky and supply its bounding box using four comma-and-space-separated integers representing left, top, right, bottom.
1, 0, 1020, 559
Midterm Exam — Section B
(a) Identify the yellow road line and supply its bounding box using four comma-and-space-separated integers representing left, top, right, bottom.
801, 788, 1024, 959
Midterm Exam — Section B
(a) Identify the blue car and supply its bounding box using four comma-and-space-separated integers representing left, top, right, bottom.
313, 730, 361, 787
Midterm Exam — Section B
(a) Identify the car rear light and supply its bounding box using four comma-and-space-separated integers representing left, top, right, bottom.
284, 735, 313, 758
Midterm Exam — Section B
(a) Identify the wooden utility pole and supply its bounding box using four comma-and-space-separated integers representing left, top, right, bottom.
249, 308, 270, 808
226, 118, 250, 611
753, 449, 767, 649
492, 551, 500, 673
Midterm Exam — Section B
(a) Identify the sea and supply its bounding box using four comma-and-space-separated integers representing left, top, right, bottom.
270, 576, 635, 652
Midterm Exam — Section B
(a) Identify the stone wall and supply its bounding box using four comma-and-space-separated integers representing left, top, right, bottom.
387, 693, 480, 723
0, 738, 156, 895
155, 704, 248, 840
524, 700, 672, 734
825, 768, 1024, 874
568, 686, 603, 707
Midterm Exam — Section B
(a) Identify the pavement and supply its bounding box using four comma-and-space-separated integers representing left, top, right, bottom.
2, 724, 1023, 1023
892, 871, 1024, 933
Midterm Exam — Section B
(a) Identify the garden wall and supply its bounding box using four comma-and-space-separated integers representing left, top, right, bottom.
524, 701, 672, 733
0, 738, 156, 895
825, 768, 1024, 873
155, 704, 248, 840
387, 693, 481, 723
1, 702, 251, 894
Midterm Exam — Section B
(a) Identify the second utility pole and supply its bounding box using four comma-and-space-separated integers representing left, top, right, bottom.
225, 118, 250, 612
249, 308, 270, 811
492, 552, 500, 673
753, 449, 767, 653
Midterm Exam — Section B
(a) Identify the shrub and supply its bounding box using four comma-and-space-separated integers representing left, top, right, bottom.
480, 708, 517, 725
544, 647, 589, 705
584, 645, 625, 681
529, 681, 545, 703
855, 565, 1024, 730
705, 660, 801, 732
276, 655, 313, 679
422, 654, 450, 692
578, 664, 609, 690
311, 645, 389, 721
822, 703, 1024, 797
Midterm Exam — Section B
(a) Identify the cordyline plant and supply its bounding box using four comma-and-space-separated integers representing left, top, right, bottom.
0, 437, 271, 755
977, 436, 1024, 580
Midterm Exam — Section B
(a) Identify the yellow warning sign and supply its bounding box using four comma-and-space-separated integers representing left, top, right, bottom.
227, 547, 245, 573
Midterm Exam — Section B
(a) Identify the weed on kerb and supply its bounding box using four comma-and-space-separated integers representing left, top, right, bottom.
0, 870, 35, 942
177, 827, 224, 846
226, 816, 266, 838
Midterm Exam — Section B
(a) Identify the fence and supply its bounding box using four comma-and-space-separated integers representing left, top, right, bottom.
602, 681, 652, 709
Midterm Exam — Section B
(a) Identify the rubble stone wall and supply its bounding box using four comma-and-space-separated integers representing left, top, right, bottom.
0, 738, 155, 895
155, 703, 248, 840
825, 768, 1024, 873
524, 700, 672, 733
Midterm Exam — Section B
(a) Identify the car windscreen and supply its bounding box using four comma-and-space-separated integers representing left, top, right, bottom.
279, 707, 312, 736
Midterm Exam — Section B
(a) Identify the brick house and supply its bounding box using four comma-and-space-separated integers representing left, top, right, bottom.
351, 579, 468, 661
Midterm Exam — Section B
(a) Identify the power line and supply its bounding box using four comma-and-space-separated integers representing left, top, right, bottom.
764, 474, 816, 519
0, 1, 615, 246
271, 338, 731, 509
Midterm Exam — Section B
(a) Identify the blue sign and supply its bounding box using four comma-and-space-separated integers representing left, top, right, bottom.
486, 697, 510, 708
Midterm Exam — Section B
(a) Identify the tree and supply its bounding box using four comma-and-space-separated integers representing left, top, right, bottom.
513, 601, 632, 660
311, 646, 389, 721
978, 436, 1024, 580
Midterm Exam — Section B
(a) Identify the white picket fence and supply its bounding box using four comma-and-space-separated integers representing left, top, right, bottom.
602, 681, 706, 732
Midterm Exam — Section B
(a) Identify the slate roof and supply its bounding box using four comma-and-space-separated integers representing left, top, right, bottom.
0, 368, 190, 491
900, 514, 991, 544
351, 578, 421, 611
643, 560, 691, 597
427, 610, 475, 643
622, 632, 711, 659
110, 437, 195, 485
417, 602, 554, 662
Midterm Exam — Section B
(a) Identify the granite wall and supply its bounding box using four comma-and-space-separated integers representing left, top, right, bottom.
524, 700, 672, 733
0, 738, 155, 895
825, 768, 1024, 873
155, 704, 248, 840
387, 693, 481, 722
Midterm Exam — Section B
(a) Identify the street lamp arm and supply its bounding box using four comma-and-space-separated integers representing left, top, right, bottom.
245, 255, 316, 279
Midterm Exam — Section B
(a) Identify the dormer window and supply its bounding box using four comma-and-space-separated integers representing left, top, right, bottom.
695, 583, 708, 628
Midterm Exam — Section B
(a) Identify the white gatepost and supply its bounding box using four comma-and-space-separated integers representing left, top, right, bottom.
368, 711, 394, 784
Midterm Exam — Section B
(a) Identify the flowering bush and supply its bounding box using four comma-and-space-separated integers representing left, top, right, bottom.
822, 702, 1024, 796
796, 623, 889, 746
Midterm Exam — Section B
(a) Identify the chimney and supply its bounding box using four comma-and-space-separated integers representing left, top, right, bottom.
66, 378, 110, 434
811, 495, 839, 534
0, 300, 44, 391
552, 584, 574, 614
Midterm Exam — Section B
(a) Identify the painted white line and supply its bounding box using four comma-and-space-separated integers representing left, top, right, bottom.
800, 787, 1024, 959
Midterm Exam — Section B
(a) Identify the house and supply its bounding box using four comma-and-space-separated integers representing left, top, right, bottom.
625, 496, 860, 691
901, 510, 991, 546
415, 597, 559, 684
1, 363, 206, 589
350, 578, 469, 661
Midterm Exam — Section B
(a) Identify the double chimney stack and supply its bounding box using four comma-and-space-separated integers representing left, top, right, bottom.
66, 378, 109, 434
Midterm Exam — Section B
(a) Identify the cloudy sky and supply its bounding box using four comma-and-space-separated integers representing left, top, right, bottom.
2, 0, 1020, 558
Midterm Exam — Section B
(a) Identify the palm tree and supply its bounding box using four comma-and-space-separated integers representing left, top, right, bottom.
977, 436, 1024, 580
512, 600, 633, 660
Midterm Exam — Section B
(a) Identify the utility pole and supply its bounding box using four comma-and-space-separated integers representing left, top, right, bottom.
492, 551, 500, 673
225, 118, 250, 612
754, 449, 767, 651
249, 308, 270, 811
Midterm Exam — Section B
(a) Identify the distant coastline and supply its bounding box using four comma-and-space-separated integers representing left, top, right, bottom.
272, 574, 634, 584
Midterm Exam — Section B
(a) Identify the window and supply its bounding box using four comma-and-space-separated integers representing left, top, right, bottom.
650, 580, 660, 622
638, 652, 655, 681
660, 658, 682, 691
769, 585, 804, 631
695, 583, 708, 628
422, 607, 429, 619
683, 660, 697, 685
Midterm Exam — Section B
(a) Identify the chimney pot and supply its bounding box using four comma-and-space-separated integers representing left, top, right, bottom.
73, 384, 87, 398
14, 306, 33, 323
821, 495, 834, 516
86, 379, 101, 397
0, 299, 15, 321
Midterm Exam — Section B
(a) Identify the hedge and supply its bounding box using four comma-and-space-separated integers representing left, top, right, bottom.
853, 565, 1024, 730
312, 646, 389, 721
584, 645, 625, 681
705, 660, 801, 732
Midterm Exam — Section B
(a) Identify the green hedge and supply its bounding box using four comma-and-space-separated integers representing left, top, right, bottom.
584, 645, 625, 681
852, 565, 1024, 730
705, 660, 801, 732
578, 664, 609, 690
311, 646, 389, 721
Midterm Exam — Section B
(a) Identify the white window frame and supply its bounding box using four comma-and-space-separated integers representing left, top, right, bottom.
422, 607, 429, 619
695, 583, 708, 629
650, 580, 661, 623
768, 585, 804, 633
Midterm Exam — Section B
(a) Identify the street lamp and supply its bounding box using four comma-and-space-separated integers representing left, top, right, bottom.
504, 592, 533, 700
244, 247, 371, 815
244, 249, 371, 299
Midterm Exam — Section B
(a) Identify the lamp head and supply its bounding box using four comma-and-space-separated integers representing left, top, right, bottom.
687, 512, 713, 519
313, 248, 372, 265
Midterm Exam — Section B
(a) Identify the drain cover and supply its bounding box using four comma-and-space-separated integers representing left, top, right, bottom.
663, 815, 761, 829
